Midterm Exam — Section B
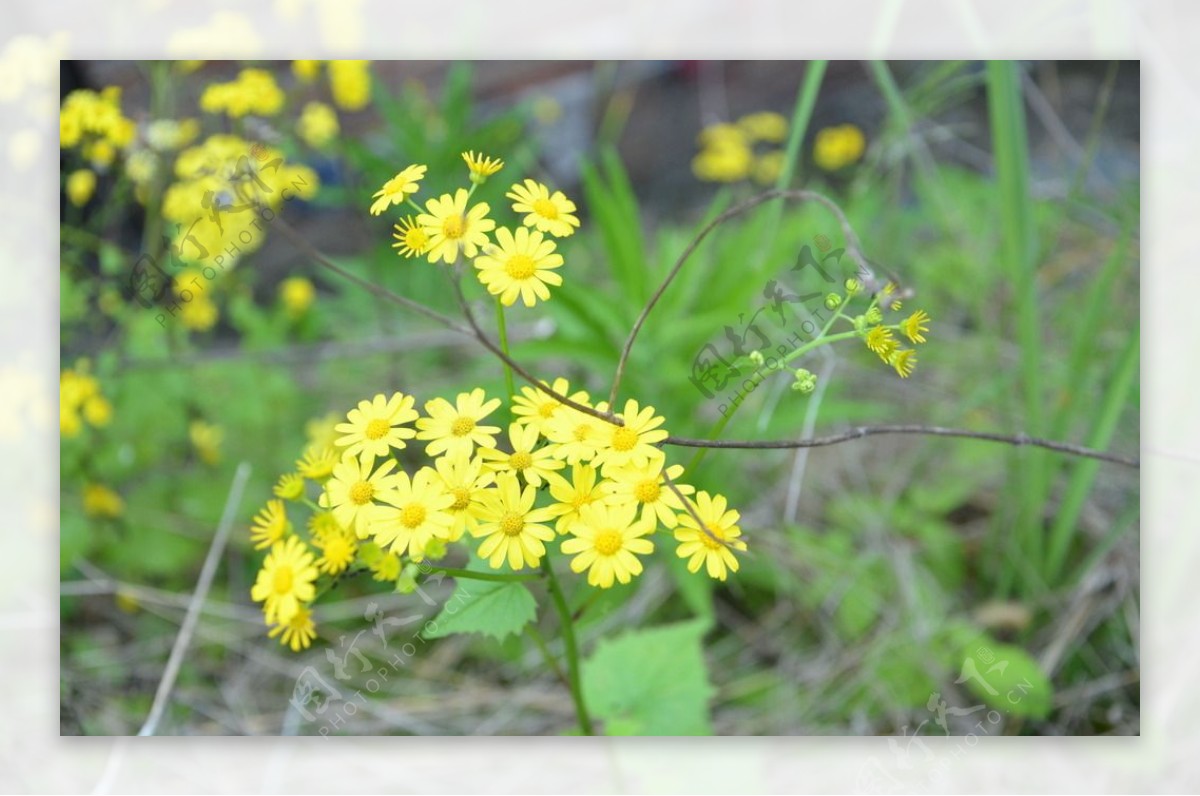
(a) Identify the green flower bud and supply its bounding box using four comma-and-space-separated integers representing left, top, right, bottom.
824, 293, 842, 310
865, 306, 883, 324
749, 350, 765, 367
395, 563, 420, 594
791, 368, 817, 394
853, 314, 868, 333
844, 278, 862, 296
424, 537, 448, 561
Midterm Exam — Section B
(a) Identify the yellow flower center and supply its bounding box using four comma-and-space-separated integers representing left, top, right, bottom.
533, 198, 559, 219
573, 424, 592, 442
272, 566, 294, 594
349, 480, 374, 505
537, 401, 557, 418
699, 525, 726, 550
442, 214, 464, 239
451, 416, 476, 436
505, 254, 536, 280
405, 228, 428, 250
365, 418, 390, 440
399, 504, 427, 529
595, 529, 623, 556
509, 451, 533, 471
499, 512, 524, 536
570, 492, 591, 509
450, 487, 472, 511
611, 427, 638, 452
633, 479, 661, 503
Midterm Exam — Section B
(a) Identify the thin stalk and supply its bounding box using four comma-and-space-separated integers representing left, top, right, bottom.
541, 558, 593, 735
495, 297, 516, 403
422, 566, 540, 583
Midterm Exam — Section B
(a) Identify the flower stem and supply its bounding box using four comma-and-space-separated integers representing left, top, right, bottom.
422, 565, 540, 583
541, 558, 594, 735
495, 297, 516, 402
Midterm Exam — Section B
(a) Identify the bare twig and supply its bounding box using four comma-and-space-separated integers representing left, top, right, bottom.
137, 462, 252, 736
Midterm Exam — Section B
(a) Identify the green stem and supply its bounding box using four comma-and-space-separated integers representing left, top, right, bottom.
423, 566, 540, 583
541, 558, 594, 735
527, 625, 570, 687
495, 297, 516, 402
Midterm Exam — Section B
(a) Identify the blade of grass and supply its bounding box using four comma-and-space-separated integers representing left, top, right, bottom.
986, 60, 1048, 595
1045, 325, 1138, 581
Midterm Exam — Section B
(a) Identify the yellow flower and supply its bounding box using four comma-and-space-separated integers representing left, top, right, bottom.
370, 164, 427, 216
864, 326, 896, 361
889, 348, 918, 378
199, 68, 285, 118
561, 501, 655, 588
305, 413, 341, 449
370, 466, 456, 560
477, 422, 565, 487
462, 150, 504, 183
250, 499, 291, 549
66, 169, 96, 206
674, 491, 747, 581
881, 282, 903, 312
392, 216, 429, 259
602, 460, 693, 529
544, 400, 612, 465
189, 419, 223, 465
292, 59, 322, 83
296, 445, 338, 481
328, 59, 371, 111
251, 536, 318, 624
813, 124, 866, 171
752, 150, 785, 185
369, 549, 402, 582
82, 395, 112, 427
308, 510, 347, 542
546, 463, 606, 535
417, 188, 496, 264
415, 388, 502, 458
273, 473, 306, 502
433, 452, 494, 541
268, 604, 317, 652
334, 392, 420, 465
314, 528, 357, 576
297, 101, 339, 148
319, 454, 402, 537
692, 124, 753, 182
590, 399, 669, 472
506, 179, 580, 238
901, 310, 931, 344
279, 276, 316, 318
472, 473, 558, 570
511, 377, 589, 438
473, 226, 564, 308
83, 483, 124, 519
738, 111, 788, 143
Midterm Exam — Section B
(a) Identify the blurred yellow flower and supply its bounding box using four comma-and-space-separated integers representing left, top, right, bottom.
179, 295, 219, 332
273, 473, 306, 501
65, 169, 95, 206
738, 111, 788, 143
813, 123, 866, 171
199, 68, 285, 118
268, 604, 317, 651
889, 348, 918, 378
250, 499, 292, 549
315, 528, 357, 576
189, 419, 223, 465
328, 59, 371, 111
902, 310, 931, 344
279, 276, 316, 319
82, 395, 112, 427
391, 216, 429, 259
297, 101, 339, 148
292, 59, 322, 83
83, 483, 124, 519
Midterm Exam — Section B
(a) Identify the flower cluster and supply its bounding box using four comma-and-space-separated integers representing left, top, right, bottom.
199, 68, 285, 118
248, 384, 746, 651
60, 360, 113, 439
376, 153, 580, 307
292, 60, 372, 112
854, 282, 930, 379
692, 111, 789, 184
59, 87, 136, 169
813, 123, 866, 172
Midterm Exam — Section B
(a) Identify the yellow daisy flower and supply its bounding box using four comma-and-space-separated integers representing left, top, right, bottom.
370, 466, 456, 560
371, 164, 426, 216
864, 326, 897, 361
477, 422, 565, 487
392, 216, 429, 259
315, 529, 357, 576
273, 473, 306, 501
268, 604, 318, 652
462, 150, 504, 182
472, 473, 558, 570
544, 400, 611, 465
417, 188, 496, 264
674, 491, 747, 582
473, 226, 564, 308
319, 454, 402, 538
738, 111, 788, 143
82, 483, 124, 519
308, 510, 346, 542
602, 460, 693, 529
250, 499, 291, 550
251, 536, 318, 624
546, 463, 606, 535
511, 377, 589, 438
889, 348, 918, 378
506, 178, 581, 238
561, 501, 655, 588
590, 399, 670, 472
433, 452, 495, 541
296, 445, 338, 482
334, 392, 419, 465
415, 388, 502, 458
901, 310, 931, 344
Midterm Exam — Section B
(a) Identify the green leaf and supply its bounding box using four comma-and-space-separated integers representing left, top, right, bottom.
423, 578, 537, 642
955, 639, 1053, 720
582, 619, 714, 735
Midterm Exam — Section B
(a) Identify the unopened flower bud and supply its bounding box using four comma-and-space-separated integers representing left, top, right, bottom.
844, 278, 862, 296
749, 350, 765, 367
824, 293, 842, 310
423, 538, 447, 561
395, 563, 420, 594
791, 368, 817, 394
865, 306, 883, 324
